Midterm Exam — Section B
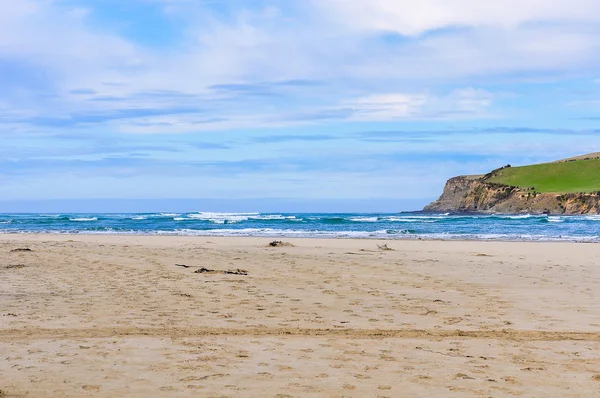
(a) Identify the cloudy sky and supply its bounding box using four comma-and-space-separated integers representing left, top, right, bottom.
2, 0, 600, 211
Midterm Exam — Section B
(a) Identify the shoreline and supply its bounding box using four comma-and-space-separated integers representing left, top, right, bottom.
0, 231, 598, 244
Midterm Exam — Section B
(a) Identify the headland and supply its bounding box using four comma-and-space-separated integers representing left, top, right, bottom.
424, 154, 600, 214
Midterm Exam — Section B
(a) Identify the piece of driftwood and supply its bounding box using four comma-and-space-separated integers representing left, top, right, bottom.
175, 263, 248, 275
194, 267, 248, 275
4, 264, 26, 269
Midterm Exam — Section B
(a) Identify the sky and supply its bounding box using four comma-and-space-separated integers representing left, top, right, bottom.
1, 0, 600, 212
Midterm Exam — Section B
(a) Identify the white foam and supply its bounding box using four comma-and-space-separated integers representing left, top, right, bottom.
350, 217, 379, 222
69, 217, 98, 222
389, 215, 448, 220
385, 217, 438, 223
255, 214, 297, 220
506, 215, 534, 219
0, 227, 598, 242
492, 214, 548, 220
187, 212, 261, 224
164, 228, 399, 238
415, 232, 600, 242
131, 216, 147, 220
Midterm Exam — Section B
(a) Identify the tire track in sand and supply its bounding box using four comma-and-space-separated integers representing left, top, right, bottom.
2, 327, 600, 341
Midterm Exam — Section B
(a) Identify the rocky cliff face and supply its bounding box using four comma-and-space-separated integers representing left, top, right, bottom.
424, 176, 600, 214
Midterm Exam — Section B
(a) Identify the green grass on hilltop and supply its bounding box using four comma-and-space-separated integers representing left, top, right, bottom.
486, 158, 600, 193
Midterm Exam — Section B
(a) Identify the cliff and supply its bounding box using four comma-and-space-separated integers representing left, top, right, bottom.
424, 175, 600, 215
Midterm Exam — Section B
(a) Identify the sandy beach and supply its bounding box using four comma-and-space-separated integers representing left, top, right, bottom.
1, 234, 600, 397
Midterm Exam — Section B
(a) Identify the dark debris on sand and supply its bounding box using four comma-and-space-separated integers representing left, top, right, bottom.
176, 263, 249, 275
11, 248, 32, 253
194, 267, 248, 275
268, 240, 294, 247
377, 243, 394, 251
4, 264, 26, 270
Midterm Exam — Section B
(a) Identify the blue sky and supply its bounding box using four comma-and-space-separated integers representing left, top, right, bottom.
1, 0, 600, 212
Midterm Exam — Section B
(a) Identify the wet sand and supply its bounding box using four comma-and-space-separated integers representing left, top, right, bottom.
1, 234, 600, 397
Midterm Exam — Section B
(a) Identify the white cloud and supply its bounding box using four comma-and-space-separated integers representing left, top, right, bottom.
80, 87, 496, 134
346, 93, 428, 120
308, 0, 600, 81
344, 88, 495, 122
450, 88, 494, 113
0, 2, 136, 63
318, 0, 600, 36
0, 0, 599, 136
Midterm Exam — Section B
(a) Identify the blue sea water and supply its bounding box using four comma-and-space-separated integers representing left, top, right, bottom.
0, 212, 599, 242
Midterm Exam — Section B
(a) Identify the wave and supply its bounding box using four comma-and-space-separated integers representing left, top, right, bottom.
1, 226, 597, 242
326, 215, 445, 223
185, 212, 297, 224
152, 213, 181, 217
69, 217, 98, 222
169, 228, 399, 238
582, 215, 600, 221
495, 214, 547, 220
131, 216, 147, 220
0, 220, 11, 224
393, 215, 449, 220
188, 212, 259, 217
187, 212, 252, 224
350, 217, 378, 222
385, 217, 440, 223
419, 233, 600, 242
257, 214, 298, 220
172, 213, 299, 223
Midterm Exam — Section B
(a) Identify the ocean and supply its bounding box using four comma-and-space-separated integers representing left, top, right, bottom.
0, 212, 599, 242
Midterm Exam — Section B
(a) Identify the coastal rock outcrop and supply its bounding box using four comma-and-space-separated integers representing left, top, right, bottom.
424, 175, 600, 215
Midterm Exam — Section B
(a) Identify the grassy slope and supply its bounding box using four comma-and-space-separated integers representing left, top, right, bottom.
486, 158, 600, 193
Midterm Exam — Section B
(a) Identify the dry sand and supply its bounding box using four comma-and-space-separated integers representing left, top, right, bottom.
1, 234, 600, 397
